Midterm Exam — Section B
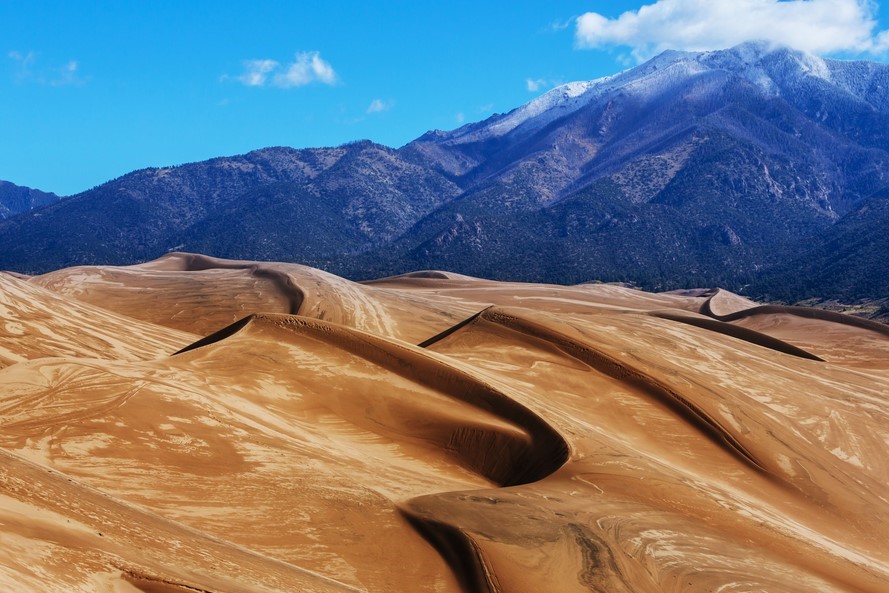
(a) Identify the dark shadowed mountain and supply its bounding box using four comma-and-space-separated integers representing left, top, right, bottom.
748, 195, 889, 304
0, 142, 460, 272
1, 42, 887, 302
0, 180, 59, 219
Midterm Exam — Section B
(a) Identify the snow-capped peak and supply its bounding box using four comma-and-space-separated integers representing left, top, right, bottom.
437, 42, 864, 147
477, 80, 601, 139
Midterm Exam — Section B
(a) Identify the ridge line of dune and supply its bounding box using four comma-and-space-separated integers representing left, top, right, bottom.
649, 310, 825, 361
154, 253, 306, 315
252, 313, 569, 486
166, 311, 575, 592
173, 315, 257, 355
463, 307, 771, 476
701, 290, 889, 337
170, 312, 571, 486
418, 306, 495, 348
249, 266, 305, 315
400, 513, 502, 593
119, 571, 218, 593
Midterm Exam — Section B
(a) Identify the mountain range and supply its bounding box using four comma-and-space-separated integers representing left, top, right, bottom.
0, 180, 58, 219
1, 41, 887, 306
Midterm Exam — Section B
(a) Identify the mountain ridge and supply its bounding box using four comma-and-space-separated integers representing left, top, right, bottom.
1, 42, 887, 305
0, 179, 59, 219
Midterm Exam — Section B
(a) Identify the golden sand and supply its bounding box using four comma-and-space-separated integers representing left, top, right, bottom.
0, 253, 887, 592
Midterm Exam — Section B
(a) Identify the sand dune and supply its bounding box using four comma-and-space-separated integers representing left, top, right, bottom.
700, 290, 889, 366
2, 253, 888, 592
0, 272, 196, 367
34, 253, 478, 343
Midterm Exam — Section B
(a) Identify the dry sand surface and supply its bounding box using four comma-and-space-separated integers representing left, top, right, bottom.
1, 253, 888, 592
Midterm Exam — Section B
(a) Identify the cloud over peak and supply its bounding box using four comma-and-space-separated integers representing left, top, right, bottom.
232, 51, 338, 88
575, 0, 889, 62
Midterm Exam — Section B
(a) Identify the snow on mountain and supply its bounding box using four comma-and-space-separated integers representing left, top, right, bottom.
440, 41, 886, 146
3, 42, 888, 302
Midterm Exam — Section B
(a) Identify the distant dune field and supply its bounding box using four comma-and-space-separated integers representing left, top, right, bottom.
1, 253, 888, 593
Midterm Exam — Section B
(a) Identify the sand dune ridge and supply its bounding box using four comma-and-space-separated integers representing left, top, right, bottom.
0, 254, 887, 592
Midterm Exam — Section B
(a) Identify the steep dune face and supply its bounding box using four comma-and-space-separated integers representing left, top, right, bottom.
2, 254, 888, 592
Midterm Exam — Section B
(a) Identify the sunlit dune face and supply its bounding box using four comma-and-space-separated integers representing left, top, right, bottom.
1, 254, 888, 593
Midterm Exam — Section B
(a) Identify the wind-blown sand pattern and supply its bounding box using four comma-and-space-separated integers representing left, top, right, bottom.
2, 253, 888, 592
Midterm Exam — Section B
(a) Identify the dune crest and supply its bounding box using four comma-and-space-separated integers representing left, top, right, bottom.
2, 254, 888, 592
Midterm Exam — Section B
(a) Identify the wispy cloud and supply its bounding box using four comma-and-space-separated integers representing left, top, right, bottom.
526, 78, 546, 92
547, 17, 575, 32
229, 51, 338, 88
237, 59, 279, 86
273, 51, 338, 87
455, 112, 465, 124
366, 98, 394, 114
53, 60, 81, 86
575, 0, 889, 62
8, 50, 36, 82
526, 78, 561, 92
8, 50, 84, 86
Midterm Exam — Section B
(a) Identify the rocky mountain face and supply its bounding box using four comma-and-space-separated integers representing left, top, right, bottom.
380, 42, 889, 289
749, 195, 889, 305
0, 143, 460, 272
1, 42, 886, 301
0, 180, 59, 219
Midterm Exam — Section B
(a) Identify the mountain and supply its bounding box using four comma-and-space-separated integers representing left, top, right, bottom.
380, 42, 889, 287
748, 195, 889, 315
0, 42, 887, 300
0, 143, 459, 272
0, 180, 59, 219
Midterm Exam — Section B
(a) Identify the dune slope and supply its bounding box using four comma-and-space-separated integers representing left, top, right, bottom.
2, 253, 888, 592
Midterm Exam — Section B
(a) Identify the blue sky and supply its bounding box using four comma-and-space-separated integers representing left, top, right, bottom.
3, 0, 888, 196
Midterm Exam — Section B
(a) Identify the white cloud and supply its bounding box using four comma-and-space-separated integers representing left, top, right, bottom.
575, 0, 889, 61
526, 77, 562, 93
273, 51, 338, 88
526, 78, 546, 92
237, 59, 279, 86
455, 112, 465, 123
231, 51, 338, 88
547, 17, 575, 32
879, 29, 889, 50
51, 60, 80, 86
366, 98, 394, 113
8, 50, 36, 83
8, 50, 83, 86
8, 50, 35, 65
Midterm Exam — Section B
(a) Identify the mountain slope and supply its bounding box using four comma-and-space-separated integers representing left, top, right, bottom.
748, 196, 889, 305
0, 180, 59, 219
0, 42, 886, 301
378, 43, 889, 288
0, 143, 459, 273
